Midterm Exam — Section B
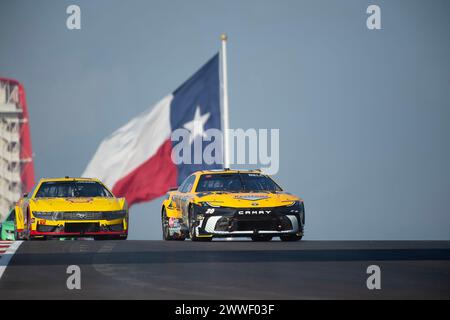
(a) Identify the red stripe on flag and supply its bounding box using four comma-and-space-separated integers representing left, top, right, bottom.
112, 139, 177, 206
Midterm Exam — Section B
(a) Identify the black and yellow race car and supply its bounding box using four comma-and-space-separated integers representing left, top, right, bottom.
161, 169, 305, 241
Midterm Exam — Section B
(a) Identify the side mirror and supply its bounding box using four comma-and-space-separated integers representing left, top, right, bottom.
22, 193, 28, 198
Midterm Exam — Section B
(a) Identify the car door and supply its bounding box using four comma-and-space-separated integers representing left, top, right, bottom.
169, 177, 188, 217
174, 175, 196, 223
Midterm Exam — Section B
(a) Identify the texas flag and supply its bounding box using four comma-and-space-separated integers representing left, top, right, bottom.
82, 54, 222, 206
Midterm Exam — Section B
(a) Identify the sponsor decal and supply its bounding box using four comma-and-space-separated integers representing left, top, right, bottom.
234, 195, 269, 201
238, 210, 271, 215
65, 198, 93, 203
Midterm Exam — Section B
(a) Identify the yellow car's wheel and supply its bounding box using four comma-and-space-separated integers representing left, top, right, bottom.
161, 207, 175, 240
188, 205, 212, 242
162, 207, 185, 241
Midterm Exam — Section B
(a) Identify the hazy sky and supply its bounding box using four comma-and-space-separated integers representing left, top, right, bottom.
1, 0, 449, 240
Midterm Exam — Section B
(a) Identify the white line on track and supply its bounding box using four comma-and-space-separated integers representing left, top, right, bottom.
0, 241, 23, 279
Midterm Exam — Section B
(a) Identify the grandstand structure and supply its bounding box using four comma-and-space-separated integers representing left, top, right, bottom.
0, 78, 35, 221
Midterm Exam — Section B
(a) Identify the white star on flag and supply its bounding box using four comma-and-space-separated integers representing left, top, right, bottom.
183, 106, 210, 144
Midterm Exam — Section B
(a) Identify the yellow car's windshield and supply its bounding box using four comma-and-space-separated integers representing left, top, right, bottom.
35, 181, 113, 198
195, 173, 282, 193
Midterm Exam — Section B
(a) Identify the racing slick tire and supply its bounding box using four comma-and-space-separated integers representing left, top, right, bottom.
14, 227, 23, 241
162, 207, 186, 241
280, 234, 303, 241
251, 235, 273, 242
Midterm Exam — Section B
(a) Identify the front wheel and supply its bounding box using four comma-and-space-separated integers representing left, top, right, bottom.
14, 227, 21, 240
189, 222, 212, 242
280, 234, 303, 241
188, 206, 212, 242
162, 207, 185, 241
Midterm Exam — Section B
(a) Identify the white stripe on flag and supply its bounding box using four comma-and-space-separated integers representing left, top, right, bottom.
82, 94, 173, 189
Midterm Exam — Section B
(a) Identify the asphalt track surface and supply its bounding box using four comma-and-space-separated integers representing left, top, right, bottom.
0, 240, 449, 299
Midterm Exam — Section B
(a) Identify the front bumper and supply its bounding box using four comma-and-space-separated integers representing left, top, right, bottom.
192, 204, 305, 238
29, 218, 127, 238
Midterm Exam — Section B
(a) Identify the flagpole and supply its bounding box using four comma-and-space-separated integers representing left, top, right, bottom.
221, 33, 231, 169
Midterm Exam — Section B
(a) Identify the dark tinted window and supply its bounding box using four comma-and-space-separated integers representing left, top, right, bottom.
35, 181, 113, 198
195, 173, 282, 192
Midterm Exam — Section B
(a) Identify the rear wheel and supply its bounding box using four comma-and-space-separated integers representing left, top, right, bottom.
162, 207, 185, 241
251, 235, 273, 242
280, 234, 303, 241
14, 227, 21, 240
25, 209, 32, 240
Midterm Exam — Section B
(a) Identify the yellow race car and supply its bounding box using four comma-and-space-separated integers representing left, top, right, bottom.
161, 169, 305, 241
15, 177, 128, 240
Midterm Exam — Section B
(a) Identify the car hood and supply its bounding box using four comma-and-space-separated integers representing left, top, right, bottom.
193, 192, 302, 208
30, 197, 125, 212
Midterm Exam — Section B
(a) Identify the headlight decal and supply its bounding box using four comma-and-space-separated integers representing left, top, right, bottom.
32, 210, 127, 221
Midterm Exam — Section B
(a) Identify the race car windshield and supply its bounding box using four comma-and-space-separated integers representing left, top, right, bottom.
35, 181, 113, 198
195, 173, 282, 192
